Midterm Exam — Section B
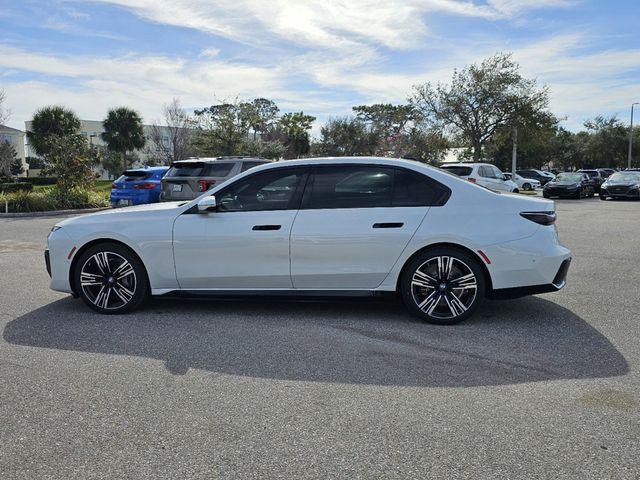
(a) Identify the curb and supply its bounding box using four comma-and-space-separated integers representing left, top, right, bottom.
0, 207, 111, 218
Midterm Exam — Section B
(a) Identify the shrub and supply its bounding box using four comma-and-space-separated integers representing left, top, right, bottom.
0, 187, 109, 213
0, 182, 33, 193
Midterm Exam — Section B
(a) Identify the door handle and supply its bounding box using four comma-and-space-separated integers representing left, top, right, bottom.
252, 224, 282, 231
372, 222, 404, 229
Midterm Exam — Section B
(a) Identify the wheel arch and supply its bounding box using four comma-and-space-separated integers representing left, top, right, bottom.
69, 238, 150, 296
395, 242, 494, 297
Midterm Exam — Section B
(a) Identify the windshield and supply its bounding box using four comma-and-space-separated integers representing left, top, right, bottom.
609, 172, 640, 182
555, 173, 583, 182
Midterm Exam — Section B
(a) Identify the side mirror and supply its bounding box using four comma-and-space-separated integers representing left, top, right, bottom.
197, 195, 217, 213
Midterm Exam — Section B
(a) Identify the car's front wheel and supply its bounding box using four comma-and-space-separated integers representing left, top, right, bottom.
400, 248, 486, 325
74, 242, 148, 314
522, 182, 532, 191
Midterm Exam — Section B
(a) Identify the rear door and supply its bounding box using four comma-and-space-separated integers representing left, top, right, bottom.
290, 166, 447, 289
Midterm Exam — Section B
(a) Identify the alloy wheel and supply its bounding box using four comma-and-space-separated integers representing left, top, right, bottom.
79, 251, 137, 310
410, 256, 478, 320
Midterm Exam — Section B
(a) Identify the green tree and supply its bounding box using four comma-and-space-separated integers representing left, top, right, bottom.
194, 101, 250, 155
581, 116, 629, 168
313, 117, 380, 156
411, 53, 549, 161
46, 134, 96, 190
271, 111, 316, 158
101, 107, 146, 171
242, 98, 279, 140
27, 106, 81, 158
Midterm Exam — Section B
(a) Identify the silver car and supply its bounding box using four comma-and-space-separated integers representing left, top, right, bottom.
160, 156, 269, 201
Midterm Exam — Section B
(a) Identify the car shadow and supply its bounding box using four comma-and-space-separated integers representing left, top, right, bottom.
3, 295, 628, 388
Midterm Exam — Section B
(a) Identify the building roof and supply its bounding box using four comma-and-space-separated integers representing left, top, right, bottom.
0, 124, 25, 134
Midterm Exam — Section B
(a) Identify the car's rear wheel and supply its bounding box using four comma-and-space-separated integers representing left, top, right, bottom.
74, 242, 148, 314
400, 248, 486, 325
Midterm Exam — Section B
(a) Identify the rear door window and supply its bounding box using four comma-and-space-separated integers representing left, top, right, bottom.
204, 162, 235, 177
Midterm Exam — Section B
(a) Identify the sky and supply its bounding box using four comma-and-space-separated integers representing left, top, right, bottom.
0, 0, 639, 135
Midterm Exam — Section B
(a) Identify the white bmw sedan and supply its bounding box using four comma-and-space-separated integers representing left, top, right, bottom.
45, 157, 571, 325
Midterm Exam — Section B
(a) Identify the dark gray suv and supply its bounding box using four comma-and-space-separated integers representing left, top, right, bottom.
160, 156, 270, 201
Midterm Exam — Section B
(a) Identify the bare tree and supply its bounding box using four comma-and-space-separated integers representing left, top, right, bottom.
148, 98, 196, 164
0, 88, 11, 125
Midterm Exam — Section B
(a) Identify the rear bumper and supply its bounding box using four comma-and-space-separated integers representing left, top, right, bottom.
489, 258, 571, 299
482, 226, 572, 291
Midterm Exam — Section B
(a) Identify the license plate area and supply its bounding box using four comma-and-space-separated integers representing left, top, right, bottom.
172, 184, 183, 192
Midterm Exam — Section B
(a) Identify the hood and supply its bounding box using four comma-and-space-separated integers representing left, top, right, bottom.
56, 201, 185, 228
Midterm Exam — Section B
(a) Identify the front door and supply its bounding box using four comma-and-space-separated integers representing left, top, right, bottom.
290, 166, 438, 289
173, 167, 307, 289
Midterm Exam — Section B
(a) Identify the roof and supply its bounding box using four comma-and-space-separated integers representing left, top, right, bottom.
173, 156, 268, 164
0, 124, 24, 134
125, 166, 169, 172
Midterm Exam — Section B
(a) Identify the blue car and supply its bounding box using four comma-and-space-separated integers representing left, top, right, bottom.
110, 166, 169, 208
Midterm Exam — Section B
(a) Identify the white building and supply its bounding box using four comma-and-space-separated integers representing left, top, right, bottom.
0, 124, 27, 176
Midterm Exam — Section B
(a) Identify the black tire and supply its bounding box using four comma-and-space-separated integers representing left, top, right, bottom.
512, 188, 519, 194
522, 182, 532, 191
599, 194, 607, 200
543, 192, 550, 198
74, 242, 148, 314
400, 248, 486, 325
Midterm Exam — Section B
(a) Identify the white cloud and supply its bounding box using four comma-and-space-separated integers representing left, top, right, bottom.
92, 0, 567, 51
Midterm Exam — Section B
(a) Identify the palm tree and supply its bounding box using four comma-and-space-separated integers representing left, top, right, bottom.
101, 107, 146, 171
27, 106, 81, 157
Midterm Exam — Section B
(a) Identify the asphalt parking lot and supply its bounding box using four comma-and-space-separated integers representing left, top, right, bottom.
1, 198, 639, 479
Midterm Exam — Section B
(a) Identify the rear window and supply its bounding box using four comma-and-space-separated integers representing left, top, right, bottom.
204, 162, 235, 177
581, 170, 598, 178
441, 166, 472, 177
166, 162, 204, 177
122, 170, 150, 181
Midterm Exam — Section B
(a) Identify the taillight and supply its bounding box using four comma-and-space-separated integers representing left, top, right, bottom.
198, 180, 216, 192
111, 183, 118, 189
468, 177, 477, 183
520, 211, 556, 225
133, 182, 156, 190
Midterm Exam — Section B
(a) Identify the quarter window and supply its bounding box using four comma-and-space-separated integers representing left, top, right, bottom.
217, 169, 305, 212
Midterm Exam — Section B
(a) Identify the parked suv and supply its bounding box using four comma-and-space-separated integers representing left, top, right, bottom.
160, 156, 270, 201
441, 163, 519, 193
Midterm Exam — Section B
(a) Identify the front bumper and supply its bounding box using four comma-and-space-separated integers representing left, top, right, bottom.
601, 187, 640, 198
543, 187, 579, 198
44, 249, 51, 277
